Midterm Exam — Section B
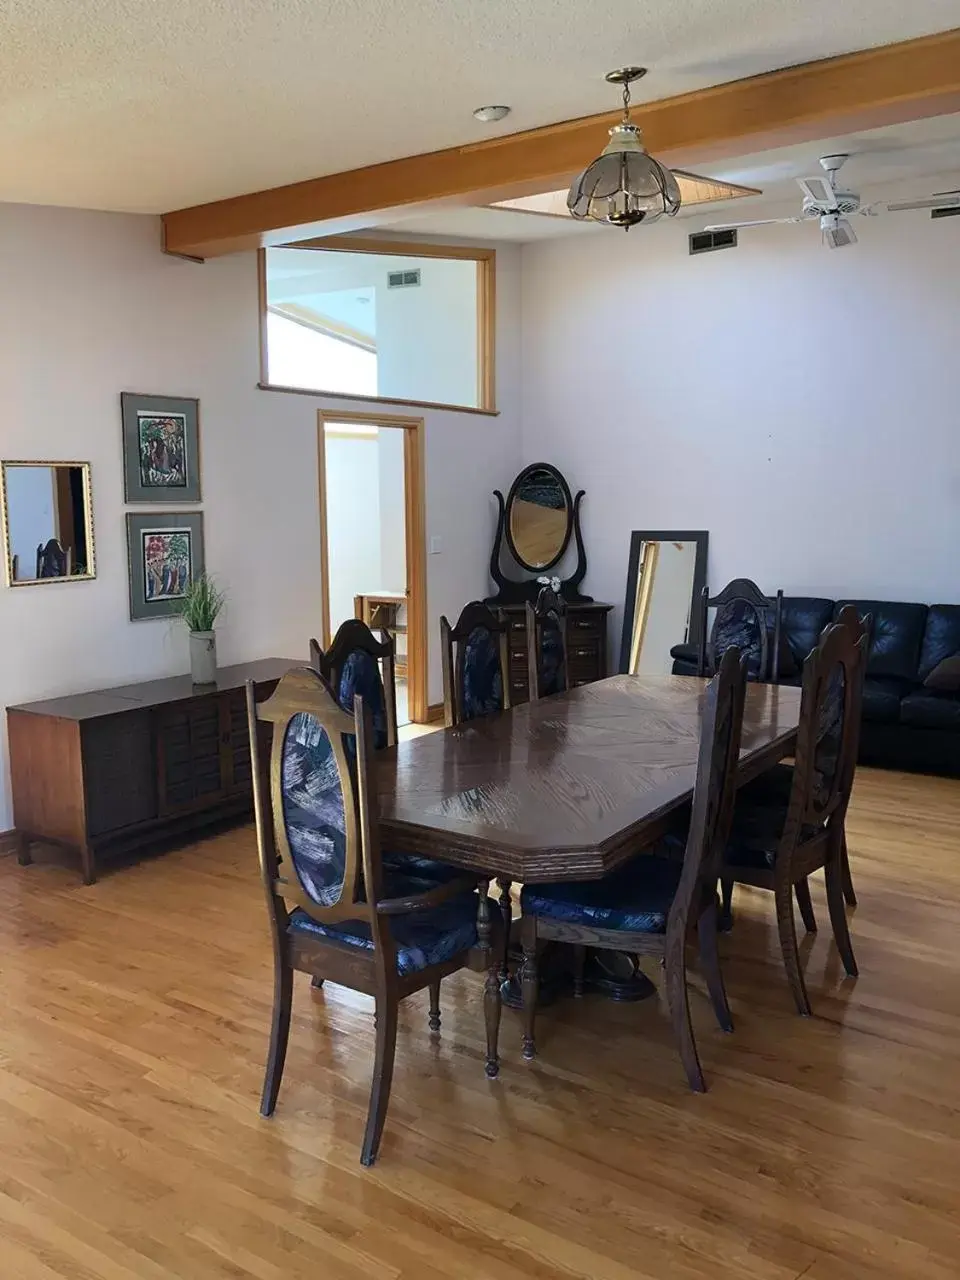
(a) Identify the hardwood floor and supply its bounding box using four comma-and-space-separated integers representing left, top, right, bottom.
0, 767, 957, 1279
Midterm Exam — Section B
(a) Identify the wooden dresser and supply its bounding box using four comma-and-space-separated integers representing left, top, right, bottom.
499, 602, 613, 704
6, 658, 294, 884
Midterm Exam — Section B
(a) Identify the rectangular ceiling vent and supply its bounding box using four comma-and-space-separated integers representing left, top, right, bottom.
689, 228, 738, 255
931, 205, 960, 219
387, 268, 422, 288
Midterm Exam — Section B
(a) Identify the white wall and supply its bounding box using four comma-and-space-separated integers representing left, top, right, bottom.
377, 428, 406, 596
521, 212, 960, 662
0, 205, 522, 830
324, 435, 382, 634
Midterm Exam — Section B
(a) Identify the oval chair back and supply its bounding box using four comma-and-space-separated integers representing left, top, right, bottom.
308, 618, 397, 749
698, 578, 783, 683
524, 586, 569, 701
440, 601, 511, 727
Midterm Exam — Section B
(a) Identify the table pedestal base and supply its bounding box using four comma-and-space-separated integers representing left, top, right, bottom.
499, 941, 657, 1008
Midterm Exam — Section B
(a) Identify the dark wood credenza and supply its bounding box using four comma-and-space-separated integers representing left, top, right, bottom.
498, 602, 613, 704
6, 658, 295, 885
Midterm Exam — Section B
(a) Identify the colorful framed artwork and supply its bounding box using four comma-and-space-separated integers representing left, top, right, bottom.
121, 393, 201, 503
125, 511, 205, 620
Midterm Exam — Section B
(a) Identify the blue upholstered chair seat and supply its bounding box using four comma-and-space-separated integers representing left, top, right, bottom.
520, 853, 683, 933
382, 851, 469, 885
289, 886, 484, 977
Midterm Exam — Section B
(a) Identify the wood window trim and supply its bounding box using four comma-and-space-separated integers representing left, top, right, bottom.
316, 409, 429, 725
258, 241, 497, 414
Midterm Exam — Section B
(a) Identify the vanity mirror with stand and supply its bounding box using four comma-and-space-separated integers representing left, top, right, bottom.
485, 462, 612, 704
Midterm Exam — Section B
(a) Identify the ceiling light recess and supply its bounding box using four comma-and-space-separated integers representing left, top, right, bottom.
568, 67, 681, 229
473, 105, 511, 123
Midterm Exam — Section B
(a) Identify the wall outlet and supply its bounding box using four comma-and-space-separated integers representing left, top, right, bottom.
429, 536, 442, 554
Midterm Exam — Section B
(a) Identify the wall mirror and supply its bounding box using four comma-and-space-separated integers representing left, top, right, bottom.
505, 463, 573, 572
619, 530, 708, 675
1, 461, 96, 586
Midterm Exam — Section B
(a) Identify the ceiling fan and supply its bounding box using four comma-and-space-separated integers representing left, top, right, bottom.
704, 154, 960, 248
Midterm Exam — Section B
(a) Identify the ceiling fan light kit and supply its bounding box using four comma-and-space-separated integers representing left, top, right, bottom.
567, 67, 681, 229
704, 153, 960, 248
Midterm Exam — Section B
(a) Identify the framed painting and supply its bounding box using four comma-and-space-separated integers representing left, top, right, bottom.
126, 511, 205, 620
121, 393, 201, 503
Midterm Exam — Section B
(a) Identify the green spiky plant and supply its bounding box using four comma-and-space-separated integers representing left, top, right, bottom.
175, 572, 226, 633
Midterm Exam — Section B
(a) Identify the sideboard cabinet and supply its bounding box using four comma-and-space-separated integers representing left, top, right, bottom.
7, 658, 294, 884
499, 603, 612, 704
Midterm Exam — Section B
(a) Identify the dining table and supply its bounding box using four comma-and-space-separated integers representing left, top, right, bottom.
376, 673, 803, 1076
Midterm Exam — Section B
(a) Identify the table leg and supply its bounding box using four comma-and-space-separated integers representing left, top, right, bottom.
496, 877, 512, 981
477, 891, 501, 1079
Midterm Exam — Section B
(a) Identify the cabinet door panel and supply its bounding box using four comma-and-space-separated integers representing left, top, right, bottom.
83, 713, 158, 836
157, 699, 226, 814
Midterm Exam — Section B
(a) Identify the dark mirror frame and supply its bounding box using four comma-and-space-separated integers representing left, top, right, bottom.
504, 462, 574, 573
618, 530, 709, 674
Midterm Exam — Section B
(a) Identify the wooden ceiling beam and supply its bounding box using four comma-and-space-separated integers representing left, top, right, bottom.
162, 28, 960, 258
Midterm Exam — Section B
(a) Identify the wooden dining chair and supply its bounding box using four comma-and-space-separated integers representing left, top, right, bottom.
440, 601, 512, 728
518, 647, 749, 1092
698, 578, 784, 683
719, 619, 868, 1015
525, 585, 568, 701
246, 666, 501, 1166
309, 618, 398, 749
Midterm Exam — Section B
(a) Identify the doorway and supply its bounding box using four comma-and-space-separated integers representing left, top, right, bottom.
317, 410, 427, 725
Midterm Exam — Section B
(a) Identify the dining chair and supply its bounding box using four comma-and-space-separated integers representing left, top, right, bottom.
36, 537, 71, 578
246, 666, 501, 1166
719, 618, 868, 1015
518, 647, 749, 1092
698, 578, 784, 683
525, 585, 568, 701
440, 600, 512, 728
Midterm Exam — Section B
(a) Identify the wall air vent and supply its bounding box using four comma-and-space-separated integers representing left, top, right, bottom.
689, 228, 738, 255
931, 205, 960, 219
387, 268, 422, 288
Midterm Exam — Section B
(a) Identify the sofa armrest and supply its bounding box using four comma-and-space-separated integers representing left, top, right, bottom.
670, 642, 698, 664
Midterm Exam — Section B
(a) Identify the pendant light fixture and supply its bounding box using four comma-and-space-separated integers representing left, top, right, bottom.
567, 68, 681, 229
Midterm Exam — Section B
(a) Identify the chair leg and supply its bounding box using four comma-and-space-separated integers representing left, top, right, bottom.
664, 937, 705, 1093
361, 997, 399, 1167
775, 878, 811, 1016
697, 904, 733, 1033
825, 855, 859, 979
260, 954, 293, 1118
794, 877, 818, 934
572, 943, 586, 998
497, 878, 513, 981
719, 877, 734, 931
428, 978, 441, 1033
520, 916, 539, 1061
840, 831, 857, 908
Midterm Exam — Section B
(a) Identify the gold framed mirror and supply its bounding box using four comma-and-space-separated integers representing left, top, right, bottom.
1, 461, 96, 586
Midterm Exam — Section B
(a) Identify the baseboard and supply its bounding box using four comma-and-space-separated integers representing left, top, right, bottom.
425, 702, 445, 724
0, 829, 20, 857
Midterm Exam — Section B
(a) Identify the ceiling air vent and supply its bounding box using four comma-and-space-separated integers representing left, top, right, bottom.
387, 268, 422, 288
689, 228, 738, 255
931, 206, 960, 220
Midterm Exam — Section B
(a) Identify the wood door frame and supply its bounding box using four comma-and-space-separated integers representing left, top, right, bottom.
317, 409, 428, 723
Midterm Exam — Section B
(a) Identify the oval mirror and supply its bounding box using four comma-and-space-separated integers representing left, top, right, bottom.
505, 463, 573, 572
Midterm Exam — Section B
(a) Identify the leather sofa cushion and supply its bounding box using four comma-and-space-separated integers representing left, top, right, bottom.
862, 677, 908, 724
780, 598, 834, 669
918, 605, 960, 682
835, 600, 927, 681
900, 691, 960, 731
924, 655, 960, 692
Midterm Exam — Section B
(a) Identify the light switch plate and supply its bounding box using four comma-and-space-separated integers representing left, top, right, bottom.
429, 536, 442, 554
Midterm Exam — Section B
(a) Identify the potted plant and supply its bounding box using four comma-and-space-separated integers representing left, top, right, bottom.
175, 573, 226, 686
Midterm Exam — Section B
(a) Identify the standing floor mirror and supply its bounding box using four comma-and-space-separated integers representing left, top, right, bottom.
619, 531, 708, 675
1, 461, 96, 585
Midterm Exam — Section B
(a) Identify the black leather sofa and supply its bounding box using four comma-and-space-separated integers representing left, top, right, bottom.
672, 598, 960, 777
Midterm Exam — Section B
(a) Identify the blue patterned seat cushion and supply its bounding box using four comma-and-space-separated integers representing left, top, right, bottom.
520, 853, 683, 933
288, 887, 482, 976
282, 712, 349, 906
337, 649, 388, 750
461, 626, 504, 720
382, 851, 468, 885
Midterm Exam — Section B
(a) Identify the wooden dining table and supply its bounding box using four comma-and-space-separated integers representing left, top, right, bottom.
376, 673, 803, 1075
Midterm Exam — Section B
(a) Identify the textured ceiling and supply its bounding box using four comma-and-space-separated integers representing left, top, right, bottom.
1, 0, 959, 213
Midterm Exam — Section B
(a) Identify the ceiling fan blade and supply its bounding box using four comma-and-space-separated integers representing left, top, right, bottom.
797, 176, 838, 209
702, 217, 804, 231
887, 194, 960, 212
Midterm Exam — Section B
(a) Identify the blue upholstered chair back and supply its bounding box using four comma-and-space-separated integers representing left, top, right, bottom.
461, 625, 505, 721
313, 619, 396, 751
281, 710, 353, 906
338, 649, 389, 751
526, 586, 568, 700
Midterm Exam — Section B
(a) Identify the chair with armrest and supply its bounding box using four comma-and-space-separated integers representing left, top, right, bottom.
246, 666, 502, 1165
518, 646, 749, 1092
719, 618, 867, 1015
36, 538, 71, 578
697, 578, 784, 683
525, 585, 569, 701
